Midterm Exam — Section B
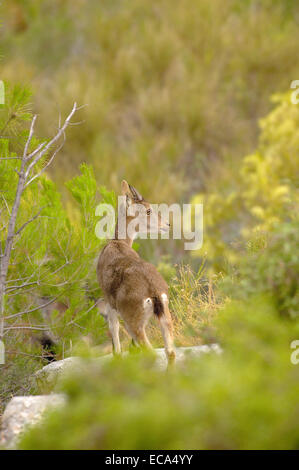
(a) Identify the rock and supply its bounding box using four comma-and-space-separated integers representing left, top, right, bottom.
0, 345, 222, 448
35, 354, 113, 391
0, 394, 66, 449
35, 356, 83, 391
154, 344, 222, 370
35, 344, 222, 390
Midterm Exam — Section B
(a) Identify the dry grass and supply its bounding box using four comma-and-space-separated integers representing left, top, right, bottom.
97, 264, 221, 353
147, 264, 221, 347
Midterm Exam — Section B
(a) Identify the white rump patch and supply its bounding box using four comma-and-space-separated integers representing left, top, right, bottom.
143, 298, 152, 307
143, 297, 153, 321
161, 293, 168, 302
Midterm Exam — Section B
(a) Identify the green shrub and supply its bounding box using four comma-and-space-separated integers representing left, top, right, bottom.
3, 0, 299, 207
222, 221, 299, 319
193, 93, 299, 267
0, 85, 112, 412
20, 295, 299, 450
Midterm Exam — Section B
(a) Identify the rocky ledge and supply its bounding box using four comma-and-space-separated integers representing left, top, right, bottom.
1, 344, 222, 448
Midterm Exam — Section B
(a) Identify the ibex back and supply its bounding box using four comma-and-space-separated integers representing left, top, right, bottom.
97, 180, 175, 365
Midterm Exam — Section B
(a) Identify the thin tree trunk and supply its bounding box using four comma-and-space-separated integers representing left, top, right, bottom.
0, 103, 78, 340
0, 158, 27, 338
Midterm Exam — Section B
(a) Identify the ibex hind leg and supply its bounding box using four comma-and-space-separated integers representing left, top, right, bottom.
106, 305, 121, 355
126, 323, 152, 350
159, 295, 176, 366
123, 300, 153, 351
134, 299, 154, 349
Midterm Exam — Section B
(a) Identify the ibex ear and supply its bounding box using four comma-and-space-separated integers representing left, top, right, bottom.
129, 184, 143, 202
121, 180, 130, 197
121, 179, 134, 210
121, 180, 143, 204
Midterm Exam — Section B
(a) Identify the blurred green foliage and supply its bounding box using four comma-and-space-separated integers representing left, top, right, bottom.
0, 87, 112, 412
20, 293, 299, 450
1, 0, 299, 450
2, 0, 299, 206
222, 221, 299, 319
193, 94, 299, 268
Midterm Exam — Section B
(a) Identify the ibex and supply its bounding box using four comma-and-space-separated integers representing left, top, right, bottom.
97, 180, 176, 365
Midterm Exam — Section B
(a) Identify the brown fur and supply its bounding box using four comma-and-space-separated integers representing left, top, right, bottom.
96, 181, 175, 364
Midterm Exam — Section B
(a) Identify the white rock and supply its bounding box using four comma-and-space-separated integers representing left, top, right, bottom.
0, 394, 66, 449
1, 345, 222, 448
35, 355, 113, 390
35, 344, 222, 388
154, 344, 222, 370
35, 356, 82, 389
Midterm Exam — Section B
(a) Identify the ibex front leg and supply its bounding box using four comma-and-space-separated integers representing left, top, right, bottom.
106, 305, 121, 355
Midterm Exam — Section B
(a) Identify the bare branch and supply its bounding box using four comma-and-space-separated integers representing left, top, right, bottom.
26, 140, 47, 162
75, 104, 88, 111
23, 115, 37, 160
25, 102, 78, 183
14, 206, 45, 237
0, 135, 28, 336
5, 349, 46, 359
5, 296, 59, 320
68, 120, 85, 126
26, 137, 65, 186
4, 325, 51, 332
7, 285, 38, 297
6, 282, 39, 293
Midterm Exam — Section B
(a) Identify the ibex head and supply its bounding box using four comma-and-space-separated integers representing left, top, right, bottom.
121, 180, 170, 237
